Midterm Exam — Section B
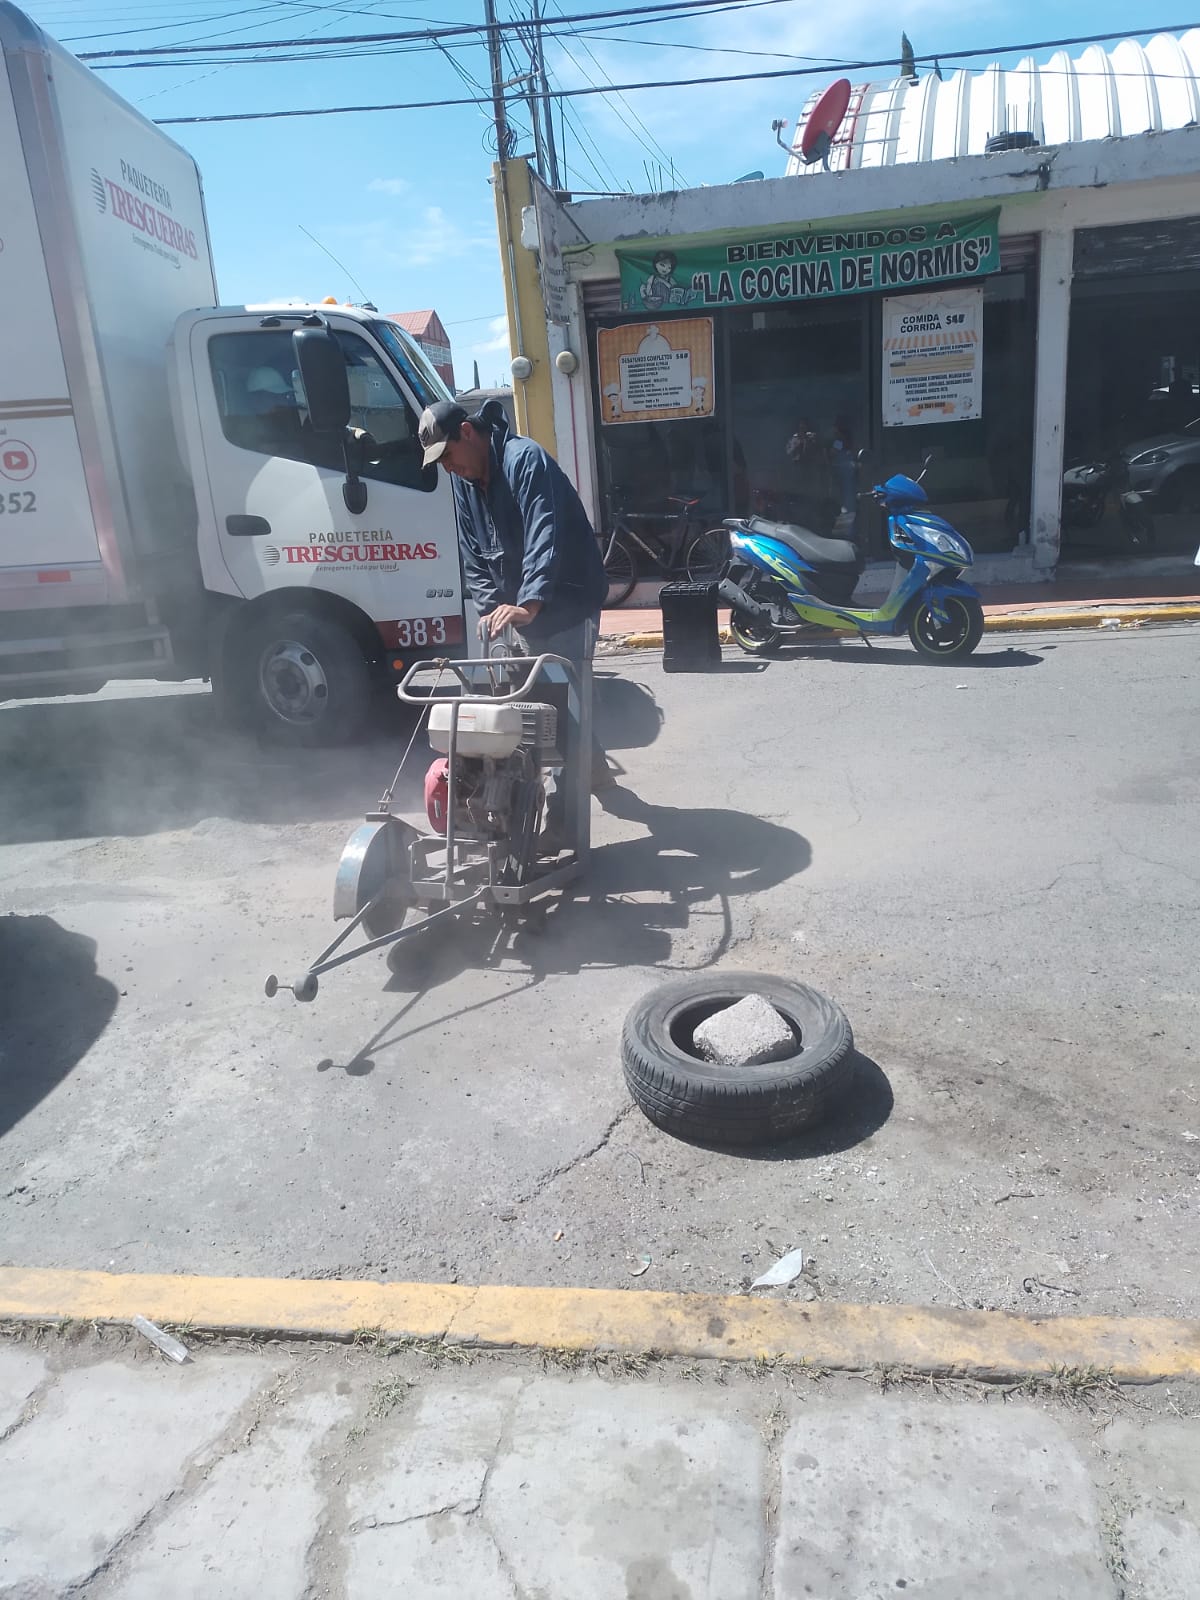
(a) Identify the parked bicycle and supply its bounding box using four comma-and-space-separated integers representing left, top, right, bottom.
599, 492, 729, 606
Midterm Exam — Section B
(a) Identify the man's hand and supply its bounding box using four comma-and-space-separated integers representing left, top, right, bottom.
483, 601, 542, 637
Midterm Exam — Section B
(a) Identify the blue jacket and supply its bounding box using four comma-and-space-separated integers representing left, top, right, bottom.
450, 411, 607, 641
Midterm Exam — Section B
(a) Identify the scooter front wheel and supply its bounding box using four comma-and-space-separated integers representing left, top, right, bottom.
908, 595, 984, 662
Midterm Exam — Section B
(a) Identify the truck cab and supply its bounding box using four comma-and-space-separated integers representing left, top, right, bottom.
169, 303, 466, 738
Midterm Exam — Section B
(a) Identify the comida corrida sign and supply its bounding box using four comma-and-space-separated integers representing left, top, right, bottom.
618, 210, 1000, 312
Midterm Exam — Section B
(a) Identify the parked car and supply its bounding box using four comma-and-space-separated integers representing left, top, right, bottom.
1125, 417, 1200, 513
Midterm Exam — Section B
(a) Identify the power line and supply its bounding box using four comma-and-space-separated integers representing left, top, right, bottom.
77, 0, 794, 57
543, 0, 686, 185
82, 1, 802, 69
151, 23, 1200, 123
131, 0, 397, 103
62, 3, 297, 45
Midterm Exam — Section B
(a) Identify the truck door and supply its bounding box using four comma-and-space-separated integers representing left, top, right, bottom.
189, 317, 464, 654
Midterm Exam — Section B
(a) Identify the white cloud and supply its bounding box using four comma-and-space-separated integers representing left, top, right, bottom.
367, 177, 410, 197
458, 314, 511, 389
332, 206, 494, 273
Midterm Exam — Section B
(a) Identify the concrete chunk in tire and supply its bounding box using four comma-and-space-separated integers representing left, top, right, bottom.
622, 972, 853, 1146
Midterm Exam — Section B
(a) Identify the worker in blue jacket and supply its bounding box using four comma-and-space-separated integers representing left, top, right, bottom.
418, 398, 612, 838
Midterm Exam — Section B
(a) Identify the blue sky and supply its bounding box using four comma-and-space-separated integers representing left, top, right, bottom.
21, 0, 1179, 387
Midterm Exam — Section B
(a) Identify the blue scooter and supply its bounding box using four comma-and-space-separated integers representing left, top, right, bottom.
718, 455, 984, 662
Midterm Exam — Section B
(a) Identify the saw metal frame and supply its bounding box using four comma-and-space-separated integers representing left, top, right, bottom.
266, 649, 590, 1000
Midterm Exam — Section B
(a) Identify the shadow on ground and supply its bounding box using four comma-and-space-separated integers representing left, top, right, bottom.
682, 1052, 894, 1160
0, 915, 119, 1139
310, 786, 812, 1074
777, 644, 1044, 669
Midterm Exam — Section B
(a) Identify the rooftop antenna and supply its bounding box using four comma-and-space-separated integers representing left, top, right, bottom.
298, 224, 371, 305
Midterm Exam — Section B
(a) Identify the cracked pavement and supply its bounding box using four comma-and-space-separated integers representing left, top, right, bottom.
1, 627, 1198, 1316
2, 1330, 1200, 1598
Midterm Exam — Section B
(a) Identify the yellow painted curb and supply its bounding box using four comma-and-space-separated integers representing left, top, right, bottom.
2, 1268, 1199, 1382
986, 605, 1200, 632
601, 605, 1200, 650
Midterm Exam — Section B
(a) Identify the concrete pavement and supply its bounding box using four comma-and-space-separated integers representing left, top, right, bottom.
2, 1330, 1198, 1598
2, 626, 1200, 1318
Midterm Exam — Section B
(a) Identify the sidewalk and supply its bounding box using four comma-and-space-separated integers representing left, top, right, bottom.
599, 572, 1200, 645
2, 1327, 1197, 1598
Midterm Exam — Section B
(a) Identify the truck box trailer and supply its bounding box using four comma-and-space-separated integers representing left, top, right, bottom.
0, 2, 465, 740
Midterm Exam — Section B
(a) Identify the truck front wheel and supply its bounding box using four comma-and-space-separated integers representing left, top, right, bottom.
234, 611, 374, 744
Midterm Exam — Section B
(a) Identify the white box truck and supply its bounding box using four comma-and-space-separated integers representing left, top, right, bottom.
1, 2, 466, 742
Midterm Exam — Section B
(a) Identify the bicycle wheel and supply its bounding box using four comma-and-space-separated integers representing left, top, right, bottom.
602, 532, 639, 607
684, 526, 728, 582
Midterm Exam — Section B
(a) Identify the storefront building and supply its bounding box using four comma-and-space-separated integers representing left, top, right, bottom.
500, 32, 1200, 585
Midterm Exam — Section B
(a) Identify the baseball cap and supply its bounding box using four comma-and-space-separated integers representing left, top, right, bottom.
418, 399, 468, 466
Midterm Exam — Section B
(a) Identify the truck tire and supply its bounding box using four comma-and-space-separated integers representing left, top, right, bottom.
237, 610, 374, 744
622, 972, 853, 1146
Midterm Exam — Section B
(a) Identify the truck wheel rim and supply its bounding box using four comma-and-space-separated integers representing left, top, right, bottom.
259, 639, 329, 723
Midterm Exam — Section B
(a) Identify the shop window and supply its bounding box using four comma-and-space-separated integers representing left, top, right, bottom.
1064, 272, 1200, 559
727, 304, 868, 536
876, 274, 1034, 558
208, 329, 432, 491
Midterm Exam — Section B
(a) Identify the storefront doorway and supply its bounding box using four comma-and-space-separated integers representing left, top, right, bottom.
587, 242, 1036, 562
1065, 252, 1200, 561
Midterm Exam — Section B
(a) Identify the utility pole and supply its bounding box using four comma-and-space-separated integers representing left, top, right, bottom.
483, 0, 509, 161
531, 0, 561, 192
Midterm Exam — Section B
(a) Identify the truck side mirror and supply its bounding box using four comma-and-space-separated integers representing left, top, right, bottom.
292, 324, 350, 432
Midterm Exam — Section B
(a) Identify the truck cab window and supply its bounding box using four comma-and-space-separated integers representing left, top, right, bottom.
208, 328, 433, 492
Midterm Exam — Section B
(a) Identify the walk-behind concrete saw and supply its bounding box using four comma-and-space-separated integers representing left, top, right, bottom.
265, 647, 590, 1002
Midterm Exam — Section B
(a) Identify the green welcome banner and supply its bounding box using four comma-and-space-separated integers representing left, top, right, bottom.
618, 210, 1001, 313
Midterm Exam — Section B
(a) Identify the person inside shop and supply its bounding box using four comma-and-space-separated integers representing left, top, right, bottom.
785, 415, 834, 531
417, 397, 613, 847
829, 415, 859, 542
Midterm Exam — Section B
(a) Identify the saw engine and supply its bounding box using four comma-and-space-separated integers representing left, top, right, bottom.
425, 699, 559, 839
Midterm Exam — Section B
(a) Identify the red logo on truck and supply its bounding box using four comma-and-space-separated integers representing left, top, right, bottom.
0, 442, 36, 481
268, 541, 438, 565
95, 173, 198, 260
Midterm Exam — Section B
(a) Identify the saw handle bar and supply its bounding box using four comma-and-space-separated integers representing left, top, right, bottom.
397, 653, 580, 704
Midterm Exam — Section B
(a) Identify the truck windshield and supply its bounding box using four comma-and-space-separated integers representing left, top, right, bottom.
370, 321, 454, 408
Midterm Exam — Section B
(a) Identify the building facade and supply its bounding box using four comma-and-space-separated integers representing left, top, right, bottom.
389, 310, 454, 391
502, 32, 1200, 585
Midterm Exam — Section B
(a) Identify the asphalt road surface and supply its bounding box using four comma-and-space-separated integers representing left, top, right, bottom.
1, 624, 1197, 1318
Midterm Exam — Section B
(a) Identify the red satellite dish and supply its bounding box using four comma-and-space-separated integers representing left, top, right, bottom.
800, 78, 852, 169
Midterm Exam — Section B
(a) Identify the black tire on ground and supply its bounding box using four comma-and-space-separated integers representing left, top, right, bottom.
907, 594, 984, 662
621, 972, 854, 1146
684, 526, 728, 581
602, 533, 639, 607
235, 610, 375, 745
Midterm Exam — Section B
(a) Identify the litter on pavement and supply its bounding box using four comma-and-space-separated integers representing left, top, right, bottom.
751, 1247, 806, 1289
132, 1315, 190, 1364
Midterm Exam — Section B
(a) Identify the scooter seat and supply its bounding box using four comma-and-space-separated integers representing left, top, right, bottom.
745, 516, 861, 568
